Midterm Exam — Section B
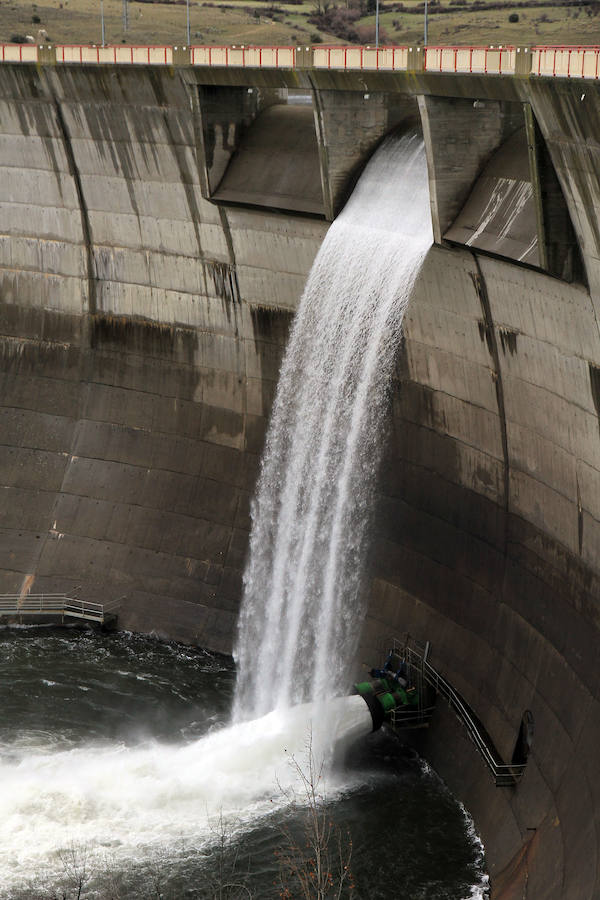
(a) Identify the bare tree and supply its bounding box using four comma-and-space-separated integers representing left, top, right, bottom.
202, 810, 253, 900
276, 737, 355, 900
57, 841, 93, 900
311, 0, 332, 15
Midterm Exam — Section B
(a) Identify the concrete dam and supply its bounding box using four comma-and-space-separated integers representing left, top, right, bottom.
0, 45, 598, 898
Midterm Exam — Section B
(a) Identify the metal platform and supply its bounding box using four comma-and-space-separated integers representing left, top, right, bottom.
385, 636, 527, 787
0, 593, 105, 625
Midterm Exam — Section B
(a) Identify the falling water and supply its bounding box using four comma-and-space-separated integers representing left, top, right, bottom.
234, 132, 433, 720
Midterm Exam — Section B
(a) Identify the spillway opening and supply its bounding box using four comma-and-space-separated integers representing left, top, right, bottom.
444, 103, 585, 283
197, 83, 326, 216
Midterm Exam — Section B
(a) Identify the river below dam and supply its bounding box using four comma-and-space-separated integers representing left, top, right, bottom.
1, 626, 488, 899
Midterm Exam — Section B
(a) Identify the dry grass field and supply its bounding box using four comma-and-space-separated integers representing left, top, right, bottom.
0, 0, 597, 49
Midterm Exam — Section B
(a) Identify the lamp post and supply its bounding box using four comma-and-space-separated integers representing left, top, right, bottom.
424, 0, 428, 45
186, 0, 191, 44
100, 0, 105, 46
375, 0, 379, 48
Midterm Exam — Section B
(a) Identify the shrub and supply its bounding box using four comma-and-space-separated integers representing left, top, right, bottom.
308, 5, 361, 42
356, 22, 389, 42
311, 32, 323, 41
31, 14, 41, 23
10, 34, 27, 43
508, 12, 518, 22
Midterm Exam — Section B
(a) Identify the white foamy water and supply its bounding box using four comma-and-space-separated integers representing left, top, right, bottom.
234, 133, 432, 720
0, 695, 371, 892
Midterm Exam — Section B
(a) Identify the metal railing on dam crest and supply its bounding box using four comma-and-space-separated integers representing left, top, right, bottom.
0, 41, 598, 80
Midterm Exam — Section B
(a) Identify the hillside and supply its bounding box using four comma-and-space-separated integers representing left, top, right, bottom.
0, 0, 598, 54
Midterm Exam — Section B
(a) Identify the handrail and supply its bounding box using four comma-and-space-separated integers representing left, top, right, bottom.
0, 593, 104, 623
392, 638, 526, 787
0, 42, 598, 79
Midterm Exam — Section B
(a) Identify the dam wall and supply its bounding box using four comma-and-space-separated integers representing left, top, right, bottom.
0, 63, 326, 648
365, 246, 600, 899
0, 56, 599, 898
360, 75, 600, 899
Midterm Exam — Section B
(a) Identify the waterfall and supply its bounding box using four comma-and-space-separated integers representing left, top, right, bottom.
234, 132, 433, 721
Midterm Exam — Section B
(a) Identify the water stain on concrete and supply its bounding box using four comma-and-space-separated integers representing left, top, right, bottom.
499, 328, 518, 355
477, 319, 494, 356
589, 362, 600, 427
90, 313, 198, 367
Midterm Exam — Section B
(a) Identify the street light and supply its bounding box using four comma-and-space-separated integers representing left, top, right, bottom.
100, 0, 105, 46
186, 0, 191, 45
424, 0, 428, 45
375, 0, 379, 48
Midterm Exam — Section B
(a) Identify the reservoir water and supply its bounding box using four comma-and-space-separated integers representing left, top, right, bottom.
1, 627, 488, 898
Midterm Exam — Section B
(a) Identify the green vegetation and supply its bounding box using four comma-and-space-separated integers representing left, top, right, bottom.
0, 0, 597, 50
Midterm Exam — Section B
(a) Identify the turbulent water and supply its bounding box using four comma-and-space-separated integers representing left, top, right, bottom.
0, 628, 488, 898
234, 133, 433, 720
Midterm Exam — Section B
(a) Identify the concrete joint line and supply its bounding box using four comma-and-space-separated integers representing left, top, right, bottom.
45, 76, 97, 318
470, 254, 510, 542
308, 75, 333, 222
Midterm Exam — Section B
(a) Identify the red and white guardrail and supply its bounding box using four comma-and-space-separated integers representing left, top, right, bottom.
0, 42, 598, 79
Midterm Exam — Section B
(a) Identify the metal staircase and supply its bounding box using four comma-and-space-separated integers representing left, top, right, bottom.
387, 636, 528, 787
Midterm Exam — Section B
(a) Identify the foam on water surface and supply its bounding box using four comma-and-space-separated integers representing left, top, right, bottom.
0, 695, 372, 890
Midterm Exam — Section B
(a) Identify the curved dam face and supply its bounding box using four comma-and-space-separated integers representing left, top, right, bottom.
368, 247, 600, 898
0, 64, 326, 647
0, 61, 599, 898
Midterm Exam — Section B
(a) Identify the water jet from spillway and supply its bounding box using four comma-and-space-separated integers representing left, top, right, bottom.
234, 131, 433, 722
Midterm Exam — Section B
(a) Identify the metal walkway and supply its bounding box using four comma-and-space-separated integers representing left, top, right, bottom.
0, 593, 105, 624
388, 636, 527, 787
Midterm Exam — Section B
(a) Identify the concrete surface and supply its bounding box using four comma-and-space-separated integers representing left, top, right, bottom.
213, 104, 325, 215
1, 60, 599, 899
0, 62, 326, 651
361, 244, 600, 900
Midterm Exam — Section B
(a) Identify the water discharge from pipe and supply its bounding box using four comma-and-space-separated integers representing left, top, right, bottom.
234, 132, 433, 721
0, 696, 372, 892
